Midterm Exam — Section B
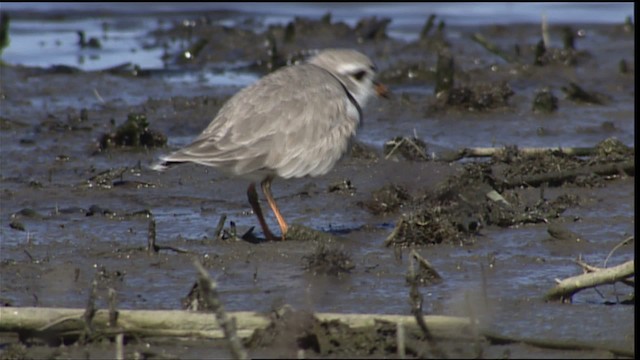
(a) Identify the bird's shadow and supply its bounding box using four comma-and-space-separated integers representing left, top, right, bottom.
235, 223, 352, 243
233, 222, 399, 243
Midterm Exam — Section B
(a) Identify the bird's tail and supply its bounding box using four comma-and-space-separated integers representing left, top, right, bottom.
150, 160, 170, 171
150, 156, 184, 172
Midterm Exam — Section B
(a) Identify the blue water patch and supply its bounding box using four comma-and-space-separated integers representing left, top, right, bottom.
2, 3, 634, 70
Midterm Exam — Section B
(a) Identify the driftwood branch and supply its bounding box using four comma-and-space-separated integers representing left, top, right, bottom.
438, 146, 602, 162
436, 145, 635, 187
0, 307, 476, 341
575, 259, 634, 288
1, 307, 633, 356
505, 160, 634, 188
544, 260, 634, 302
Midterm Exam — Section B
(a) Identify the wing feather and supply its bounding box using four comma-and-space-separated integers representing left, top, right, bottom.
161, 64, 360, 179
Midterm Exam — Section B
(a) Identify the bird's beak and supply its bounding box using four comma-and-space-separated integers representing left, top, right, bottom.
374, 81, 390, 99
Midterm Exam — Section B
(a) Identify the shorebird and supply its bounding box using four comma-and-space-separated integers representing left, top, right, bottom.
153, 49, 388, 240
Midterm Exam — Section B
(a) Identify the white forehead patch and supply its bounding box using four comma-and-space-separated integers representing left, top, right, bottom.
336, 62, 367, 75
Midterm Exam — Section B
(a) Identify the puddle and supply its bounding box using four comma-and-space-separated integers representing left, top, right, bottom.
163, 67, 259, 87
3, 17, 167, 70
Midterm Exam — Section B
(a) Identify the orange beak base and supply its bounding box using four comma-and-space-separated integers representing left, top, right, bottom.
374, 81, 390, 99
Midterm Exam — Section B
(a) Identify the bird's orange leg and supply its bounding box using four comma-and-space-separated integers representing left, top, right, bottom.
261, 177, 288, 240
247, 182, 279, 241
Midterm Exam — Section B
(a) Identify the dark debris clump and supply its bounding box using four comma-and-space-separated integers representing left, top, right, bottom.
532, 88, 559, 113
38, 109, 92, 133
386, 206, 467, 247
534, 44, 588, 67
302, 243, 355, 276
327, 179, 356, 194
361, 183, 411, 215
498, 149, 583, 178
244, 307, 318, 351
435, 82, 515, 111
378, 61, 434, 84
494, 147, 625, 188
386, 140, 633, 246
354, 16, 391, 41
592, 137, 634, 162
349, 140, 379, 160
561, 82, 608, 105
532, 28, 591, 67
97, 113, 167, 151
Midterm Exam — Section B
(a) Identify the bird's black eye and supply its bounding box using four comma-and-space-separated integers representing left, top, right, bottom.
352, 70, 367, 81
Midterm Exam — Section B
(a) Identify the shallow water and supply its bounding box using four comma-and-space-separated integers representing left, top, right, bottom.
2, 3, 635, 70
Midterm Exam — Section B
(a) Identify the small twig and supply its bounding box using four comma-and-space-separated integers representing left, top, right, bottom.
214, 214, 227, 240
407, 138, 428, 160
598, 236, 633, 303
471, 33, 516, 63
603, 236, 633, 268
384, 137, 406, 160
80, 278, 98, 344
193, 260, 248, 360
108, 288, 118, 328
384, 219, 404, 247
148, 218, 189, 254
410, 250, 443, 284
407, 256, 446, 358
229, 221, 238, 240
147, 219, 157, 254
384, 137, 429, 161
23, 249, 34, 262
574, 258, 600, 273
93, 88, 106, 104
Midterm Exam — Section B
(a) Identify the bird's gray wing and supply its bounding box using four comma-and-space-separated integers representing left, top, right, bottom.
163, 64, 360, 178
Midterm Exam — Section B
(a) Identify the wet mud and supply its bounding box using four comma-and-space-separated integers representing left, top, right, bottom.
0, 8, 635, 359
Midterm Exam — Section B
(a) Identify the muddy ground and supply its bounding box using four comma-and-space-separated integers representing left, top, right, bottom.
0, 8, 635, 359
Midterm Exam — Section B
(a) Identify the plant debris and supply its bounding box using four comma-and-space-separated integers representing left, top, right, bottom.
97, 113, 167, 151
